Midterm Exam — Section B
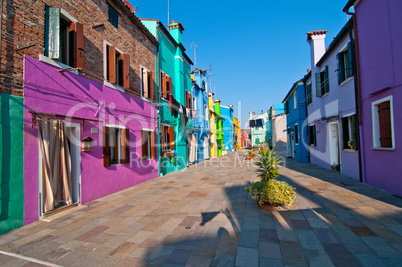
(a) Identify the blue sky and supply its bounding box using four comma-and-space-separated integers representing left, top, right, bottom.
132, 0, 351, 127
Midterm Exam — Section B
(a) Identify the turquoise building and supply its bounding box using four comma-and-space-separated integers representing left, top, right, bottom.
141, 19, 193, 175
221, 104, 234, 151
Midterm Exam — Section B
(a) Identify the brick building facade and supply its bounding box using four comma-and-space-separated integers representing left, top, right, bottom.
0, 0, 157, 96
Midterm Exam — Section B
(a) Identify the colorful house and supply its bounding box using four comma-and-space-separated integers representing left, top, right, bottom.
234, 117, 241, 150
191, 68, 210, 162
209, 92, 218, 158
240, 129, 251, 148
283, 79, 309, 162
13, 0, 160, 225
265, 106, 287, 151
0, 94, 24, 234
343, 0, 402, 195
306, 19, 359, 180
214, 99, 224, 156
249, 111, 269, 147
141, 19, 193, 173
221, 104, 234, 152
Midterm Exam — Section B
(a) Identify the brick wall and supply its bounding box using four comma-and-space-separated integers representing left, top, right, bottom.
0, 0, 156, 97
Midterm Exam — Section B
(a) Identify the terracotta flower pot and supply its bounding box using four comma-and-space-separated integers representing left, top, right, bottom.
258, 202, 275, 212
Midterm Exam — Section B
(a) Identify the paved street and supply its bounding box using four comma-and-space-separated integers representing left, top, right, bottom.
0, 150, 402, 266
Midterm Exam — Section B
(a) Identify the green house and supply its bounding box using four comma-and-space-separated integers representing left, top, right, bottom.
141, 19, 193, 175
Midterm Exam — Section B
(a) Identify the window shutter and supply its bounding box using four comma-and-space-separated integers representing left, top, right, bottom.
168, 126, 174, 150
295, 124, 299, 144
120, 128, 130, 164
342, 117, 349, 149
284, 101, 289, 114
313, 125, 316, 146
150, 131, 156, 159
148, 71, 154, 100
337, 53, 342, 84
161, 72, 167, 98
69, 22, 84, 69
378, 101, 392, 148
141, 130, 148, 159
167, 77, 172, 96
325, 65, 330, 94
315, 73, 322, 97
45, 7, 60, 60
142, 69, 149, 98
351, 114, 358, 150
122, 54, 130, 89
108, 46, 116, 83
103, 126, 111, 167
348, 40, 355, 77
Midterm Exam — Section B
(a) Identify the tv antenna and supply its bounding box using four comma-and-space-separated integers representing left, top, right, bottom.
190, 42, 198, 69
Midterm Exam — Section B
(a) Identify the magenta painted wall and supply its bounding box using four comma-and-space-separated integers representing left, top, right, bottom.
23, 56, 159, 224
355, 0, 402, 195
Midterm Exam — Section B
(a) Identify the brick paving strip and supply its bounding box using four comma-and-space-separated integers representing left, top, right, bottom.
0, 150, 402, 266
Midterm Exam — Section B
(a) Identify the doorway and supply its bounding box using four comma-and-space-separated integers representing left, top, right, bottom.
288, 132, 294, 158
329, 122, 340, 171
38, 120, 81, 217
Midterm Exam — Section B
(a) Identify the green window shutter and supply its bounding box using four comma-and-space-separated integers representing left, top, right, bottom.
341, 117, 349, 149
45, 7, 60, 60
337, 53, 345, 84
351, 114, 358, 150
325, 65, 329, 94
348, 40, 355, 77
315, 73, 322, 97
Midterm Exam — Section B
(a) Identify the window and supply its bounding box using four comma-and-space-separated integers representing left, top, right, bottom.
372, 97, 394, 148
193, 96, 197, 111
162, 125, 175, 151
106, 44, 129, 88
141, 67, 154, 100
337, 41, 355, 84
309, 125, 316, 147
108, 5, 119, 29
161, 72, 172, 99
315, 65, 329, 97
205, 105, 208, 120
295, 124, 299, 145
306, 83, 312, 105
342, 114, 358, 150
141, 130, 157, 160
293, 91, 297, 109
186, 91, 192, 108
103, 126, 129, 167
45, 7, 84, 68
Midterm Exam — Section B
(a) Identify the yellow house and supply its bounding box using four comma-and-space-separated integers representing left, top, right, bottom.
208, 92, 218, 158
234, 117, 241, 150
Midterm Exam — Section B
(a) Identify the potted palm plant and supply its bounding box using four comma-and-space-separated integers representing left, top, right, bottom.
245, 147, 295, 211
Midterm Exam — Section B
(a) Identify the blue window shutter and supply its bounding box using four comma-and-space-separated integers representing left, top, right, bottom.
325, 65, 329, 94
315, 73, 322, 97
337, 53, 342, 84
45, 7, 60, 60
348, 40, 355, 77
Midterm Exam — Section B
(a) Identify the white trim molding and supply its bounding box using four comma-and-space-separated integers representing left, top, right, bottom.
371, 95, 395, 149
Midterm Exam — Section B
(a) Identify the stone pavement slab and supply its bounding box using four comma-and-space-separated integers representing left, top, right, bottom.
1, 150, 402, 266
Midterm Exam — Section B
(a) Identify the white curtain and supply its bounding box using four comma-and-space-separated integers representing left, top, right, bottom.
203, 136, 209, 159
38, 119, 72, 213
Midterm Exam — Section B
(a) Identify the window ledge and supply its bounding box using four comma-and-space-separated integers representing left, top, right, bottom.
339, 76, 354, 87
321, 92, 329, 98
39, 55, 78, 75
371, 147, 395, 151
104, 81, 125, 92
343, 149, 357, 153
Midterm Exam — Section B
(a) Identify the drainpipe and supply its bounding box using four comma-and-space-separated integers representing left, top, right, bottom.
344, 8, 365, 183
156, 23, 162, 177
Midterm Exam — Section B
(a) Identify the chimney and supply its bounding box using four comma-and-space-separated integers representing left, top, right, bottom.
307, 30, 327, 67
307, 68, 310, 73
168, 20, 184, 44
249, 112, 254, 120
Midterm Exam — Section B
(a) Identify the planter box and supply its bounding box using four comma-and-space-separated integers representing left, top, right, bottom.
163, 151, 175, 157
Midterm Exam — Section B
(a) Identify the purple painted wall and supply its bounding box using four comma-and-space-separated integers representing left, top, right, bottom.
307, 29, 359, 180
355, 0, 402, 195
23, 56, 159, 224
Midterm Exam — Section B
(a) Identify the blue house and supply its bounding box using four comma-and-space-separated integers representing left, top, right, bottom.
283, 78, 309, 163
191, 69, 210, 161
221, 104, 234, 151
